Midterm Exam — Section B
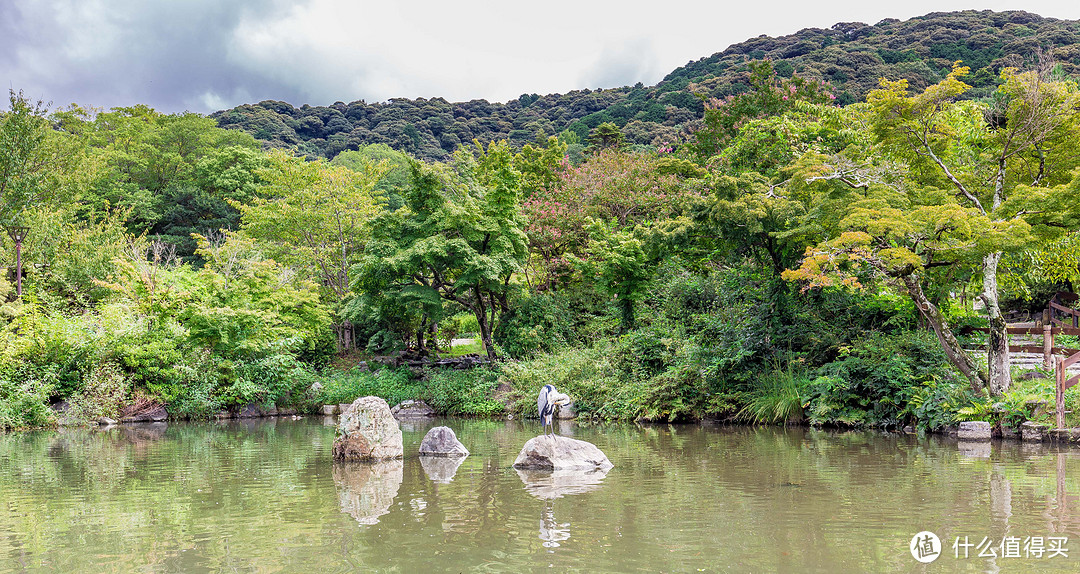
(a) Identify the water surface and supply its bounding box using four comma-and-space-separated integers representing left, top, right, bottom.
2, 418, 1079, 572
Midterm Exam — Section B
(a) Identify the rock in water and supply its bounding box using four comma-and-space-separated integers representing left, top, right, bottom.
513, 435, 613, 471
332, 396, 404, 461
418, 426, 470, 457
391, 399, 436, 419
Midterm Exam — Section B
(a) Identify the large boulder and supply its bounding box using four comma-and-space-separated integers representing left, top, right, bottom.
418, 426, 469, 457
512, 435, 613, 471
332, 396, 403, 461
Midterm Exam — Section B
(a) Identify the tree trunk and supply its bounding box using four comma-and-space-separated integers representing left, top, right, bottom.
981, 251, 1011, 396
901, 274, 988, 391
473, 286, 497, 360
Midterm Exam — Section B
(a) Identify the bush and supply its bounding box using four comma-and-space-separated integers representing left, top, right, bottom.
0, 367, 57, 430
65, 361, 131, 423
424, 368, 504, 416
317, 368, 420, 407
811, 330, 955, 427
494, 293, 573, 358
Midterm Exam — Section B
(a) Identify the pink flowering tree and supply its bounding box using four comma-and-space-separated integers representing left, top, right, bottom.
523, 149, 701, 289
689, 60, 837, 159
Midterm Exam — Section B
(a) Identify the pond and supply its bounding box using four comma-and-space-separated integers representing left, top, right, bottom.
2, 417, 1079, 573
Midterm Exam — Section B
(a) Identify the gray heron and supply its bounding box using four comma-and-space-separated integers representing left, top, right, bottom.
537, 384, 570, 439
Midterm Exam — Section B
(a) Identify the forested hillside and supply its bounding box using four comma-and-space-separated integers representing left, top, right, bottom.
212, 10, 1080, 161
4, 9, 1080, 433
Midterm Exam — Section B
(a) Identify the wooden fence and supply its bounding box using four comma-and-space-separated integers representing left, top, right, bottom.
970, 296, 1080, 428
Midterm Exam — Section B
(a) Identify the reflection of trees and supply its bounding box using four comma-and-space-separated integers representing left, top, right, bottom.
0, 418, 340, 571
332, 460, 404, 525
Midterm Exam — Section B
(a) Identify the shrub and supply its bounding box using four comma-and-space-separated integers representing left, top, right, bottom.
423, 368, 504, 416
0, 367, 57, 430
317, 368, 419, 407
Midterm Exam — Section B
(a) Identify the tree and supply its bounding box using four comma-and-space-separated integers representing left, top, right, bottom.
586, 122, 625, 153
236, 149, 383, 302
1, 91, 96, 296
689, 60, 837, 160
1, 91, 92, 225
865, 65, 1080, 394
785, 65, 1080, 395
352, 141, 528, 358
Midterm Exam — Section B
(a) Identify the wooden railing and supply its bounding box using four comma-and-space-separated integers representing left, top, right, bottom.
968, 295, 1080, 428
1057, 350, 1080, 428
1048, 301, 1080, 329
1048, 297, 1080, 428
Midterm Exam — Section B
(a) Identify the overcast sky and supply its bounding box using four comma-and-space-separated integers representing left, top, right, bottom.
3, 1, 1080, 115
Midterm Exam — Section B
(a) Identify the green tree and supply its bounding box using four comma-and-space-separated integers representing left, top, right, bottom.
865, 65, 1080, 394
352, 141, 528, 358
586, 122, 625, 153
235, 149, 383, 302
0, 91, 92, 225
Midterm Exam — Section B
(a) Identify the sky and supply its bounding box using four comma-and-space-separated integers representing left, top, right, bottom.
3, 1, 1080, 115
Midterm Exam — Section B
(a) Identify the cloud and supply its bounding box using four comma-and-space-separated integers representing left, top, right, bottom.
4, 1, 1080, 114
580, 38, 663, 89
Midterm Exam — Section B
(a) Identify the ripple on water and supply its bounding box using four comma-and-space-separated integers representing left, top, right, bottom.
4, 420, 1080, 572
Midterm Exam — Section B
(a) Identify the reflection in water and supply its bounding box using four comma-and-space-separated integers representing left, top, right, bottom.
332, 460, 404, 525
515, 466, 610, 500
539, 502, 571, 548
957, 439, 992, 458
420, 455, 466, 483
518, 466, 610, 550
7, 419, 1080, 572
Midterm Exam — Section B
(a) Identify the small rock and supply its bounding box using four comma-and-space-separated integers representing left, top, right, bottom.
391, 399, 436, 419
513, 435, 613, 471
332, 396, 404, 462
1021, 421, 1048, 442
957, 421, 992, 441
419, 426, 469, 457
121, 406, 168, 423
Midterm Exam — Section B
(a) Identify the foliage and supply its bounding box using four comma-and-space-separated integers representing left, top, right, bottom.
317, 367, 420, 408
0, 365, 57, 430
424, 368, 504, 416
493, 292, 575, 358
350, 141, 528, 358
236, 149, 383, 301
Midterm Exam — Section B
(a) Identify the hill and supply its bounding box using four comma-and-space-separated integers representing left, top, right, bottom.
211, 10, 1080, 162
